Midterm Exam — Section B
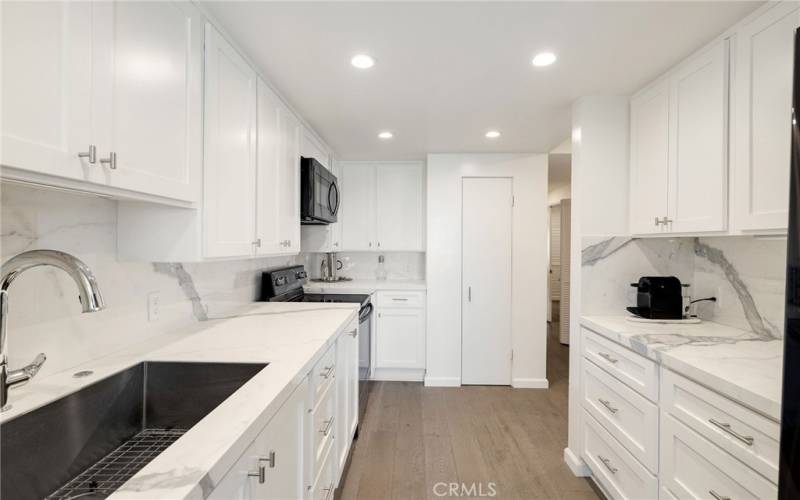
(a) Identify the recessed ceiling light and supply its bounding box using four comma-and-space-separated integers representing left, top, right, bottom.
485, 130, 501, 139
532, 52, 557, 67
351, 54, 375, 69
378, 131, 393, 139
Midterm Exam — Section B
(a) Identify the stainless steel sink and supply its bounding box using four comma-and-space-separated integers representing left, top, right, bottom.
1, 361, 267, 500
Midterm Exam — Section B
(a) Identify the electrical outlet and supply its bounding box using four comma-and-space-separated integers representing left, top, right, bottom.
147, 292, 160, 322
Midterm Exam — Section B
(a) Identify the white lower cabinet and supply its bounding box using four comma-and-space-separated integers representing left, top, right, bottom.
373, 291, 426, 381
209, 378, 308, 500
209, 315, 359, 500
660, 415, 777, 500
335, 322, 359, 474
579, 328, 780, 500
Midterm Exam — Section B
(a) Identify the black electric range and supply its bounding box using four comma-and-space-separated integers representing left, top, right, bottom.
260, 265, 372, 432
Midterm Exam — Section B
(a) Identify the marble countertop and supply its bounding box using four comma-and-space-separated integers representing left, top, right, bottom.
1, 302, 359, 500
303, 279, 427, 294
581, 315, 783, 421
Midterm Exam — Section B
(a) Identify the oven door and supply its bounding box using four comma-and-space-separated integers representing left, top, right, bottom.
301, 158, 339, 224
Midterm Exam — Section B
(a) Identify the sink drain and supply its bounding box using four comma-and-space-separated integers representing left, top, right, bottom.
73, 370, 94, 378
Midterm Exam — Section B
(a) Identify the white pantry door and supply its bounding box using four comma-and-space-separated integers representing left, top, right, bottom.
461, 177, 513, 385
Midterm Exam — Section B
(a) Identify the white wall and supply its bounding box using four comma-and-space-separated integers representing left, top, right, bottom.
425, 154, 549, 388
565, 96, 629, 475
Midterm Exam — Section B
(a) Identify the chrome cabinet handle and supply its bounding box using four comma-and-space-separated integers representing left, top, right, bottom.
468, 286, 472, 302
654, 217, 661, 226
320, 417, 335, 436
320, 365, 334, 379
248, 464, 266, 484
598, 398, 619, 414
709, 418, 754, 446
368, 241, 372, 248
322, 482, 335, 500
597, 455, 618, 474
709, 490, 730, 500
78, 145, 97, 164
598, 352, 618, 364
334, 242, 339, 247
253, 239, 262, 248
392, 298, 408, 302
100, 151, 117, 169
263, 450, 275, 469
348, 329, 357, 338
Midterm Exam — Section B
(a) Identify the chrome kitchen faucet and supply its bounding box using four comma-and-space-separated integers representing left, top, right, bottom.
0, 250, 105, 411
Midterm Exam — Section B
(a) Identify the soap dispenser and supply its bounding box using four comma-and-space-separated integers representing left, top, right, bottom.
375, 254, 388, 280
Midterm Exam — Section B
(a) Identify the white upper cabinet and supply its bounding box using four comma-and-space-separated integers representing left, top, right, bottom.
630, 81, 671, 235
1, 1, 202, 204
203, 24, 258, 258
668, 40, 728, 233
1, 2, 95, 183
340, 163, 377, 251
732, 2, 800, 232
256, 79, 283, 256
96, 1, 202, 202
376, 162, 425, 251
278, 110, 302, 252
629, 39, 728, 235
339, 162, 425, 252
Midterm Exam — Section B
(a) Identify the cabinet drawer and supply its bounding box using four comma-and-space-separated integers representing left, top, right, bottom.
376, 290, 424, 308
582, 360, 658, 472
582, 327, 658, 401
661, 369, 780, 483
312, 443, 336, 500
582, 410, 657, 500
312, 380, 336, 476
661, 414, 777, 499
312, 345, 336, 404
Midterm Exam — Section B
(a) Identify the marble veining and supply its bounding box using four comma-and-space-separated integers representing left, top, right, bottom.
581, 235, 786, 338
153, 263, 209, 321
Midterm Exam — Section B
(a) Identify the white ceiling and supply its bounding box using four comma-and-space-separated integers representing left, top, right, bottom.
202, 1, 760, 161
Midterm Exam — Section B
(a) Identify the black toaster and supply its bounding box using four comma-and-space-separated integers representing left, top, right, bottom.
627, 276, 683, 320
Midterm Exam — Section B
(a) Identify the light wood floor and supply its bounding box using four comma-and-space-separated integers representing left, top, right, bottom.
338, 319, 599, 500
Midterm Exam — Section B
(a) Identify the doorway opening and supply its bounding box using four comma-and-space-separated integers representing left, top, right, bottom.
547, 152, 571, 387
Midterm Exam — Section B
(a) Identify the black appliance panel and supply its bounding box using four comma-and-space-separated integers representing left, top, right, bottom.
301, 157, 339, 225
627, 276, 683, 320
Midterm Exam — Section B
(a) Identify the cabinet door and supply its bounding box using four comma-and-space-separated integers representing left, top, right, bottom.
668, 40, 729, 233
630, 80, 670, 235
375, 308, 425, 369
733, 2, 800, 232
0, 2, 95, 182
257, 378, 308, 500
340, 163, 376, 250
94, 1, 201, 202
203, 24, 257, 258
376, 163, 424, 250
335, 325, 359, 476
278, 108, 301, 253
256, 79, 283, 255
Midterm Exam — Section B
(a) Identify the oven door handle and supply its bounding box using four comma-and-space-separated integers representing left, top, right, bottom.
359, 303, 373, 322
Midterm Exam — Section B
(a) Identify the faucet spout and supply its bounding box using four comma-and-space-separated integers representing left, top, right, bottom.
0, 250, 105, 411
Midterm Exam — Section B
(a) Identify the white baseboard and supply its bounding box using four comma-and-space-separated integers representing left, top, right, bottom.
371, 368, 425, 382
511, 377, 549, 389
423, 376, 461, 387
564, 447, 591, 477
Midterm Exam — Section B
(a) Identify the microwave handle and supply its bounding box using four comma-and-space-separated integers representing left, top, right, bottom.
328, 182, 340, 216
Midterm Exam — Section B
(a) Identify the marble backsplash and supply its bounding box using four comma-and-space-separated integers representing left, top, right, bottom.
0, 183, 297, 379
300, 251, 425, 280
582, 235, 787, 339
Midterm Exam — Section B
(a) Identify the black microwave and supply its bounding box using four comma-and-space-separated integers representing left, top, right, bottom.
300, 157, 339, 225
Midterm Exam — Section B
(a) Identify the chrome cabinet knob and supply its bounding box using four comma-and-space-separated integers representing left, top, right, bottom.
77, 145, 97, 164
100, 152, 117, 170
